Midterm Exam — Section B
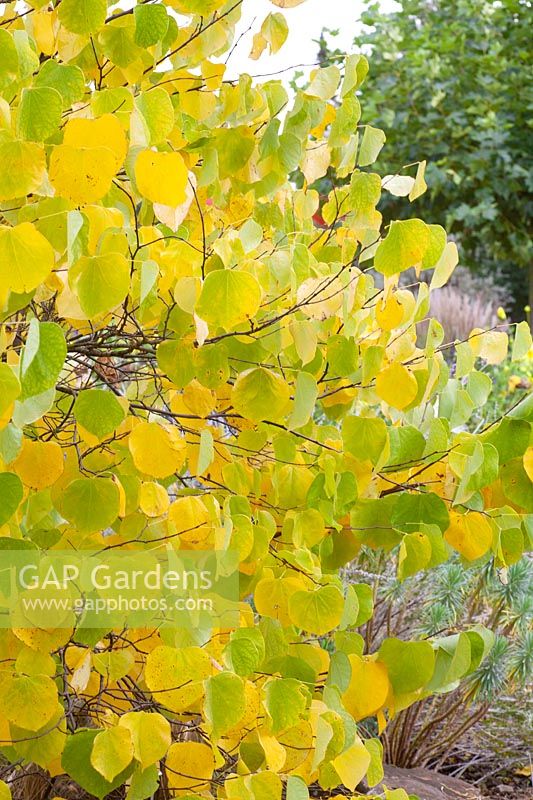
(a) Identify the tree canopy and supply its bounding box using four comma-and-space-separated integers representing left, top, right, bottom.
320, 0, 533, 318
0, 0, 531, 798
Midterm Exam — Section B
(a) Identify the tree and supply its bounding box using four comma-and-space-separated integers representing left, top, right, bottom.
320, 0, 533, 320
0, 1, 531, 798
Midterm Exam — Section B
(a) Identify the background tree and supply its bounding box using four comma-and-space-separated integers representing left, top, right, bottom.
320, 0, 533, 320
0, 1, 531, 799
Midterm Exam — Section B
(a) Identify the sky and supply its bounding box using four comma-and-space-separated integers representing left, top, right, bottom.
224, 0, 398, 82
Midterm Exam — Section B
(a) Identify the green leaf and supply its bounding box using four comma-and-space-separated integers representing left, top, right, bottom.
157, 340, 196, 389
0, 364, 21, 416
375, 219, 431, 277
288, 584, 344, 635
342, 416, 388, 465
35, 60, 86, 107
398, 532, 432, 580
134, 3, 169, 47
195, 269, 262, 331
358, 125, 386, 166
288, 372, 318, 429
378, 638, 435, 694
265, 677, 308, 733
126, 764, 160, 800
306, 66, 341, 100
485, 418, 530, 464
351, 583, 374, 626
364, 738, 384, 788
0, 472, 23, 525
197, 428, 214, 475
17, 87, 62, 142
70, 253, 130, 319
73, 389, 126, 440
391, 492, 450, 533
62, 729, 134, 800
0, 30, 19, 85
226, 628, 265, 677
512, 320, 532, 361
286, 776, 309, 800
20, 321, 67, 400
342, 54, 369, 96
135, 88, 174, 145
60, 477, 120, 532
58, 0, 107, 35
231, 368, 291, 423
204, 672, 246, 739
501, 458, 533, 509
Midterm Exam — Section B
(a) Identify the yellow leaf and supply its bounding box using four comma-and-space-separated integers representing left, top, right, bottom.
523, 448, 533, 482
144, 645, 211, 713
139, 481, 170, 517
0, 140, 46, 201
342, 655, 390, 721
135, 149, 188, 206
168, 495, 212, 546
332, 738, 371, 790
477, 330, 509, 365
0, 222, 55, 294
63, 113, 128, 170
0, 779, 10, 800
444, 511, 493, 561
1, 674, 58, 731
376, 293, 405, 331
119, 711, 171, 770
49, 144, 117, 204
376, 363, 418, 409
128, 421, 186, 479
166, 741, 215, 793
269, 0, 306, 6
90, 725, 134, 782
302, 142, 330, 184
254, 572, 306, 627
12, 439, 64, 490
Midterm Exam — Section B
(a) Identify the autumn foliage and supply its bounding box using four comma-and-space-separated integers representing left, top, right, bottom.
0, 1, 531, 799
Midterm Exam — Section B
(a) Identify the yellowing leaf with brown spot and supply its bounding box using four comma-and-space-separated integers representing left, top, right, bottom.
128, 421, 185, 479
444, 511, 493, 561
0, 222, 55, 294
254, 572, 307, 627
49, 144, 116, 204
342, 655, 390, 721
166, 741, 215, 793
144, 645, 211, 713
12, 439, 64, 490
90, 725, 134, 782
135, 149, 188, 206
63, 114, 127, 169
376, 363, 418, 409
376, 293, 404, 331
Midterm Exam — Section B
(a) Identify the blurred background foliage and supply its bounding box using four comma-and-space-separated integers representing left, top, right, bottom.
318, 0, 533, 322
